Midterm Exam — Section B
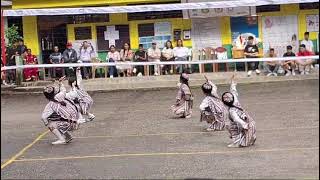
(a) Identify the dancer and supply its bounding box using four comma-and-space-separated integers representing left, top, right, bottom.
199, 75, 228, 131
66, 67, 95, 124
221, 74, 256, 148
171, 73, 193, 118
41, 78, 79, 145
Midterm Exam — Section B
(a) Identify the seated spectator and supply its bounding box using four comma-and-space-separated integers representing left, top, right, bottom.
62, 42, 78, 78
134, 44, 147, 76
148, 41, 161, 76
173, 39, 189, 74
107, 45, 120, 78
1, 57, 7, 85
6, 41, 18, 84
296, 44, 314, 75
161, 40, 174, 75
49, 46, 64, 79
79, 41, 95, 79
23, 49, 38, 81
282, 45, 296, 76
244, 36, 260, 77
119, 42, 134, 77
264, 48, 279, 76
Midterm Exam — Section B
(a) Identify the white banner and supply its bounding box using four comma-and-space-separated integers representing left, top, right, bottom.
306, 15, 319, 32
3, 0, 318, 16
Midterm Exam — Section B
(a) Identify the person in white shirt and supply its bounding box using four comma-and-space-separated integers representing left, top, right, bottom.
301, 32, 314, 53
79, 41, 95, 79
107, 45, 120, 78
148, 41, 161, 76
161, 40, 175, 75
173, 39, 189, 74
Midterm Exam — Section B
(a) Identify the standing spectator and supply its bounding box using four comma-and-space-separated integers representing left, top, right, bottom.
6, 41, 18, 84
173, 39, 189, 74
49, 46, 64, 79
1, 57, 7, 85
107, 45, 120, 78
79, 41, 95, 79
282, 45, 296, 76
62, 42, 77, 78
264, 48, 279, 76
301, 32, 314, 53
161, 40, 174, 75
23, 49, 38, 81
119, 42, 134, 77
134, 44, 147, 76
17, 39, 28, 56
148, 41, 161, 76
296, 44, 314, 75
244, 36, 260, 77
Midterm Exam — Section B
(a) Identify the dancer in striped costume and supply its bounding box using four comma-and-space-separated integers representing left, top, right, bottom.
222, 74, 256, 148
66, 67, 95, 124
199, 76, 228, 131
41, 79, 79, 145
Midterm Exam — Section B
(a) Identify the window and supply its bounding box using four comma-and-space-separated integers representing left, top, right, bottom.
70, 14, 109, 24
138, 24, 154, 37
74, 27, 92, 40
128, 10, 183, 21
299, 2, 319, 10
256, 5, 281, 13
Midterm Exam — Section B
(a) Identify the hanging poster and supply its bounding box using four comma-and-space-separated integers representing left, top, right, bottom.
231, 16, 259, 49
262, 15, 299, 55
154, 22, 171, 36
72, 39, 97, 57
191, 17, 222, 50
306, 14, 319, 32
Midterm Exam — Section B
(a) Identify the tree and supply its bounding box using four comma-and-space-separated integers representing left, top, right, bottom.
5, 25, 22, 48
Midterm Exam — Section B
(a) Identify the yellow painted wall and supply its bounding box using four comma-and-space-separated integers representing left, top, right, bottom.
67, 14, 192, 49
12, 0, 179, 9
22, 16, 40, 56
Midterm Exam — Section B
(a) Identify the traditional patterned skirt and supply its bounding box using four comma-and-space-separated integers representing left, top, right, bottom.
171, 100, 192, 117
227, 120, 256, 147
48, 119, 78, 135
200, 111, 225, 131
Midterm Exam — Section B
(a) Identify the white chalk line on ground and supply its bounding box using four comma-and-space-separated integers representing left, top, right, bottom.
40, 126, 319, 141
13, 147, 319, 162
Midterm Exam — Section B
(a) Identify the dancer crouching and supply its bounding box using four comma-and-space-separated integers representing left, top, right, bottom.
200, 75, 228, 132
171, 73, 193, 118
66, 67, 95, 124
222, 74, 256, 148
41, 78, 79, 145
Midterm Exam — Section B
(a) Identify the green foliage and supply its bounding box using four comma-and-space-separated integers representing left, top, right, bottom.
5, 25, 21, 48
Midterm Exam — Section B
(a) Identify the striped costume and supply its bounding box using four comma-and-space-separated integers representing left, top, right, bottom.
226, 81, 256, 147
171, 83, 193, 118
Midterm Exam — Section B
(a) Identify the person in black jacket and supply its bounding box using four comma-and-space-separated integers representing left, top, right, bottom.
62, 42, 78, 77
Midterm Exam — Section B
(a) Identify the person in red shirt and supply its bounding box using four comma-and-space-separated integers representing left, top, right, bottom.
23, 49, 39, 81
296, 44, 314, 75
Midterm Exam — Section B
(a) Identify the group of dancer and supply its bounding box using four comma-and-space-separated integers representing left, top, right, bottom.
171, 73, 256, 148
41, 69, 256, 148
41, 68, 95, 145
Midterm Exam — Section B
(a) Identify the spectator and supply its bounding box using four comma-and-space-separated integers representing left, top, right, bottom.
1, 57, 7, 85
134, 44, 147, 76
173, 39, 189, 74
301, 32, 314, 53
244, 36, 260, 77
148, 41, 161, 76
296, 44, 314, 75
161, 40, 174, 75
79, 41, 95, 79
23, 49, 38, 81
282, 45, 296, 76
107, 45, 120, 78
49, 46, 64, 79
119, 42, 134, 77
17, 39, 28, 56
264, 48, 279, 76
62, 42, 77, 78
6, 41, 19, 84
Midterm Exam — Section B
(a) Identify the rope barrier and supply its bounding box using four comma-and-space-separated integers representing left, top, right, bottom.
1, 56, 319, 71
